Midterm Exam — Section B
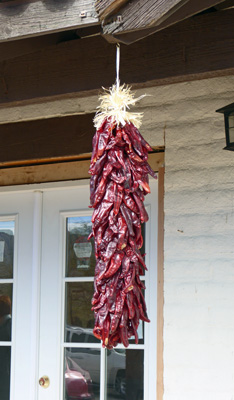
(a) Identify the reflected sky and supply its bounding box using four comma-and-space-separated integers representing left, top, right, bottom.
67, 217, 92, 232
0, 221, 14, 235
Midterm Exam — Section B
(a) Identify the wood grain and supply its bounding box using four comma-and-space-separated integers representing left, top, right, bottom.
103, 0, 225, 35
0, 0, 98, 42
103, 0, 189, 34
112, 0, 227, 44
155, 0, 230, 33
0, 152, 164, 186
95, 0, 129, 21
0, 114, 95, 164
0, 9, 234, 106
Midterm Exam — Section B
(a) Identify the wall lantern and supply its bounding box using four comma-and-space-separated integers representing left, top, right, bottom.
216, 103, 234, 151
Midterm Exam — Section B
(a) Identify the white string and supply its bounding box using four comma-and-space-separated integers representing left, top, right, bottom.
116, 43, 120, 91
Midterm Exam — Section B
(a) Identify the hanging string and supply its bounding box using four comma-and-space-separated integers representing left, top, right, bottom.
116, 43, 120, 91
94, 41, 147, 129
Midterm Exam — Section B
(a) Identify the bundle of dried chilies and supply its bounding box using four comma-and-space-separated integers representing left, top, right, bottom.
89, 84, 156, 348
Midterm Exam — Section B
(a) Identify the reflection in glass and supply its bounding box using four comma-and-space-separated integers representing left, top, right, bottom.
0, 346, 11, 400
0, 285, 12, 342
64, 348, 99, 400
128, 288, 145, 346
229, 127, 234, 143
65, 282, 98, 343
107, 349, 144, 400
0, 221, 14, 279
66, 216, 95, 278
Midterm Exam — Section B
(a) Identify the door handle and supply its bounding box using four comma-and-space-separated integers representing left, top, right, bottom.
39, 376, 50, 388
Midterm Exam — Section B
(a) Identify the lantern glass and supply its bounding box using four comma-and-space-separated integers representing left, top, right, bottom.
229, 127, 234, 143
216, 104, 234, 150
228, 113, 234, 144
229, 113, 234, 128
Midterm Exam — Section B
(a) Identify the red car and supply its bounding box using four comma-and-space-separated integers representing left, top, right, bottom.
65, 357, 95, 400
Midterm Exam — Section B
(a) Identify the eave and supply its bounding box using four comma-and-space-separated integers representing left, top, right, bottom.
0, 0, 232, 44
96, 0, 234, 44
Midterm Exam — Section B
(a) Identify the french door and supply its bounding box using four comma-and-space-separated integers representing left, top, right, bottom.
0, 179, 157, 400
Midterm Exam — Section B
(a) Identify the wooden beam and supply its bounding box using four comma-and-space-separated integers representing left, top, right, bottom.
0, 27, 101, 63
0, 152, 164, 186
112, 0, 228, 44
1, 9, 234, 106
215, 0, 234, 10
95, 0, 129, 21
102, 0, 225, 37
103, 0, 189, 34
0, 114, 95, 165
0, 0, 98, 42
146, 0, 229, 37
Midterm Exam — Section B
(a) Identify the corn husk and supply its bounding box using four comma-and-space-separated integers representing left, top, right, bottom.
94, 84, 146, 129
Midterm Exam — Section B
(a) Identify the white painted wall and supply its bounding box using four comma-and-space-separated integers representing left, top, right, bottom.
1, 72, 234, 399
145, 76, 234, 400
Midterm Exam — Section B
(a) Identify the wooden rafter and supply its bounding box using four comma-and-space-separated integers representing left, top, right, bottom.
95, 0, 129, 21
0, 0, 98, 43
0, 9, 234, 106
101, 0, 227, 43
103, 0, 190, 33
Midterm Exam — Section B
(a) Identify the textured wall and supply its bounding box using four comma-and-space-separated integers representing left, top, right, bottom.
151, 76, 234, 400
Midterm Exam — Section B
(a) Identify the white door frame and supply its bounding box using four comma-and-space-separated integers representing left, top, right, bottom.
0, 178, 158, 400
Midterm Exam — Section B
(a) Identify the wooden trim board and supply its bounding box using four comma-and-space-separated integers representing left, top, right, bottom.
1, 10, 234, 106
157, 167, 164, 400
0, 151, 165, 399
0, 0, 98, 42
0, 152, 164, 186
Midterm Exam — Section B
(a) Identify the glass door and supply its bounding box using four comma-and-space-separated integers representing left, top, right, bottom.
0, 191, 36, 400
38, 179, 157, 400
0, 178, 157, 400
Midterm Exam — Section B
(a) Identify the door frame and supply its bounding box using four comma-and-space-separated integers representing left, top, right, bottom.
0, 174, 164, 400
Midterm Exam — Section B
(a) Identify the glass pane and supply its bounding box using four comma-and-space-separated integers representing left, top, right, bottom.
65, 282, 99, 344
128, 320, 144, 345
66, 217, 95, 278
228, 127, 234, 143
64, 348, 99, 400
107, 349, 144, 400
0, 346, 11, 400
0, 284, 12, 342
0, 221, 14, 279
228, 113, 234, 128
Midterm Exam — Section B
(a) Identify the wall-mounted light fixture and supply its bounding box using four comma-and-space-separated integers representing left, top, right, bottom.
216, 103, 234, 151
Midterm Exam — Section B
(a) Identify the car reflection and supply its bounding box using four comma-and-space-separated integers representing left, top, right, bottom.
65, 356, 95, 400
65, 326, 126, 397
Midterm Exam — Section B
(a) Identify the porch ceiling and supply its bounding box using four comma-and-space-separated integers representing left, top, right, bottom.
0, 0, 231, 43
0, 8, 234, 109
99, 0, 234, 43
0, 0, 99, 42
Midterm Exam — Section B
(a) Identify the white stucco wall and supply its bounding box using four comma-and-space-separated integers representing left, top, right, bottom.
146, 76, 234, 400
1, 72, 233, 399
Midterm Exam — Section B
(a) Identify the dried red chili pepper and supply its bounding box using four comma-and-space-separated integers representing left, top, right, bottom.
89, 116, 156, 349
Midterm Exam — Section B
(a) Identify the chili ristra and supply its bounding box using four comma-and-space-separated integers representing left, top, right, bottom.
89, 115, 157, 349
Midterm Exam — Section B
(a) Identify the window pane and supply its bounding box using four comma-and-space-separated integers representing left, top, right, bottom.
229, 127, 234, 143
65, 282, 99, 343
0, 346, 11, 400
106, 349, 144, 400
0, 221, 14, 279
66, 216, 95, 278
228, 113, 234, 128
0, 284, 12, 342
64, 348, 99, 400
